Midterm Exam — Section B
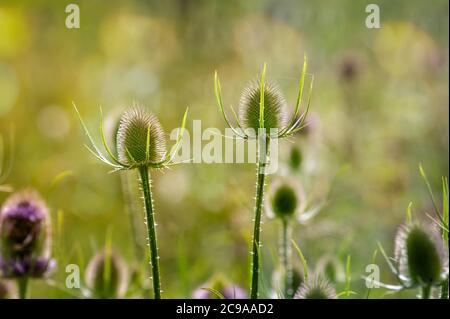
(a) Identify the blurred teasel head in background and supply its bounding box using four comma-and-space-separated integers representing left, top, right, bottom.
394, 223, 448, 287
294, 275, 337, 299
0, 190, 54, 278
85, 249, 128, 299
266, 178, 306, 221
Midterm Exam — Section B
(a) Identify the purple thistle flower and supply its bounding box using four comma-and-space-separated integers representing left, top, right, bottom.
0, 190, 54, 279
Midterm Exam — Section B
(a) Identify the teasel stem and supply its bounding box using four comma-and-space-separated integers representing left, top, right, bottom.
138, 165, 161, 299
280, 219, 293, 298
18, 278, 28, 299
250, 136, 270, 299
421, 285, 431, 299
441, 279, 449, 299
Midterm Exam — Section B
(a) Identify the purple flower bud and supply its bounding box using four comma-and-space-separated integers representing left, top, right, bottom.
0, 190, 54, 279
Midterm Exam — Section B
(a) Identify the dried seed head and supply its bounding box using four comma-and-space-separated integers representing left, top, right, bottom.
238, 80, 288, 135
266, 178, 305, 220
294, 276, 337, 299
0, 190, 54, 278
116, 106, 166, 166
85, 249, 128, 299
395, 223, 448, 286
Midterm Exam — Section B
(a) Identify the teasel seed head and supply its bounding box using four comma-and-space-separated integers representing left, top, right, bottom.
0, 190, 54, 278
85, 249, 128, 299
116, 106, 167, 167
395, 223, 448, 287
266, 178, 306, 221
238, 80, 288, 135
294, 275, 337, 299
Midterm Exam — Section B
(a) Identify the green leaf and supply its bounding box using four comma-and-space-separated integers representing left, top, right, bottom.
344, 255, 352, 297
419, 163, 444, 223
201, 287, 225, 299
169, 107, 189, 163
377, 242, 398, 276
406, 202, 413, 224
291, 240, 309, 282
73, 102, 122, 169
214, 72, 245, 138
442, 177, 449, 244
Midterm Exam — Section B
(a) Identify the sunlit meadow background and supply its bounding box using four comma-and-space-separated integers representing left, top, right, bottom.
0, 0, 448, 298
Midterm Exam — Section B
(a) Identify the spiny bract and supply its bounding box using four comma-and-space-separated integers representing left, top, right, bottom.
395, 224, 448, 286
85, 249, 128, 299
294, 276, 337, 299
238, 80, 288, 135
116, 107, 167, 166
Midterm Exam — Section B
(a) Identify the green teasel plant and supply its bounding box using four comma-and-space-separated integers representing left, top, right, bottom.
214, 56, 314, 299
74, 103, 188, 299
104, 110, 150, 297
418, 164, 449, 298
375, 220, 448, 299
265, 177, 306, 298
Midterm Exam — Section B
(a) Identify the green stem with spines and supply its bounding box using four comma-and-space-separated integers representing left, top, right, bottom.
250, 137, 269, 299
280, 219, 293, 298
138, 166, 161, 299
18, 277, 28, 299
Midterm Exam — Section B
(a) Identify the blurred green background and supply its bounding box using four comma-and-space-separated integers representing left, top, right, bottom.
0, 0, 448, 298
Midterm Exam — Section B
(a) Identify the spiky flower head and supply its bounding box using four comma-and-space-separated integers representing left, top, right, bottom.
85, 249, 128, 299
266, 178, 306, 220
116, 106, 167, 167
294, 276, 337, 299
192, 274, 248, 299
214, 58, 313, 141
0, 190, 54, 278
395, 223, 448, 287
238, 80, 288, 135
